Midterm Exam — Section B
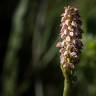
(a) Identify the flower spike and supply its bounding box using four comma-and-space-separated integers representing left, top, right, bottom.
56, 5, 83, 79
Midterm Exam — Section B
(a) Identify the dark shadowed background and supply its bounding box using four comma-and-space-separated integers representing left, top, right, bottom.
0, 0, 96, 96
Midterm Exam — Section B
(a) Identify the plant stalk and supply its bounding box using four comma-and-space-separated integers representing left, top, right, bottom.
61, 66, 73, 96
63, 78, 73, 96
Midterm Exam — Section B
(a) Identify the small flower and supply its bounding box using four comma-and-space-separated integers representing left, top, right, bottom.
69, 32, 74, 36
64, 30, 67, 35
61, 40, 65, 46
60, 57, 65, 64
60, 48, 64, 53
68, 26, 73, 31
71, 21, 77, 27
65, 19, 70, 25
70, 52, 77, 58
66, 36, 71, 42
64, 51, 68, 56
56, 42, 62, 48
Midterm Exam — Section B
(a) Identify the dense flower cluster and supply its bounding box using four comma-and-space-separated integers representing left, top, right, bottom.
56, 6, 83, 71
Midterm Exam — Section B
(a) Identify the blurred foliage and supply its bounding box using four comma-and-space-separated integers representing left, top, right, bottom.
0, 0, 96, 96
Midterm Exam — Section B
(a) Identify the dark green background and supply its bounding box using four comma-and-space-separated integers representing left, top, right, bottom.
0, 0, 96, 96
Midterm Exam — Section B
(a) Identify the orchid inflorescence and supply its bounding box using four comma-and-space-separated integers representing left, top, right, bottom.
56, 6, 83, 75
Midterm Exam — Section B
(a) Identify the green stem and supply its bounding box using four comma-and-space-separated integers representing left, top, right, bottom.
63, 78, 72, 96
61, 66, 73, 96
